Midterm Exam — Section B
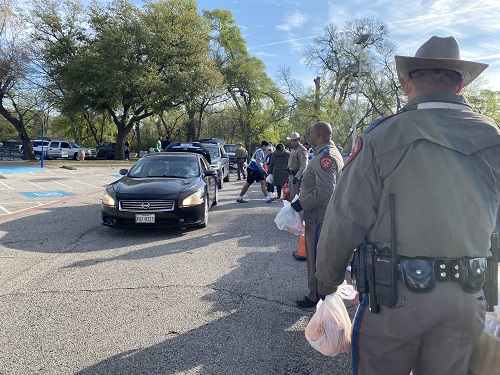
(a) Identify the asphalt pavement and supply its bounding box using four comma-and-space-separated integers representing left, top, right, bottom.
0, 161, 355, 375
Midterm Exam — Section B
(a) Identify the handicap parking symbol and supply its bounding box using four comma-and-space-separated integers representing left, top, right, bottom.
20, 191, 75, 198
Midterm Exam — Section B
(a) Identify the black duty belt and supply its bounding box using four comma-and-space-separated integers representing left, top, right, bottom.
289, 169, 298, 176
398, 256, 487, 293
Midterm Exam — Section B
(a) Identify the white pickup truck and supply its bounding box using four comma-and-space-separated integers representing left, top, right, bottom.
46, 139, 97, 160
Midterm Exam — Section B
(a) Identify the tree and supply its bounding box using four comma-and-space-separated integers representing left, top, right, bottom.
303, 17, 403, 149
29, 0, 214, 159
0, 0, 39, 159
204, 9, 287, 148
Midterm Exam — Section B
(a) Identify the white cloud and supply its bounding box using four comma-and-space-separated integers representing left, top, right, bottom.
276, 10, 308, 31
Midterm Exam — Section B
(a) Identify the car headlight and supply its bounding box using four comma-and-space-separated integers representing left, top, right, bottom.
181, 189, 204, 207
102, 189, 116, 206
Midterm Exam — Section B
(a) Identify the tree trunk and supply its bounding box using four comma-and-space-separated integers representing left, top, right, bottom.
69, 115, 79, 143
0, 103, 35, 160
135, 123, 142, 157
314, 76, 321, 121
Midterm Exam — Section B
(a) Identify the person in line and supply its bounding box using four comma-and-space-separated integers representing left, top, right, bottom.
161, 135, 170, 150
264, 145, 274, 195
316, 36, 500, 374
287, 132, 308, 200
155, 136, 162, 152
236, 140, 275, 204
290, 122, 343, 307
303, 141, 314, 160
234, 142, 248, 180
124, 140, 130, 160
269, 143, 290, 200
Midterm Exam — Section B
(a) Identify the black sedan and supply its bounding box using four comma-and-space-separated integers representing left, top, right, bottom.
101, 152, 218, 228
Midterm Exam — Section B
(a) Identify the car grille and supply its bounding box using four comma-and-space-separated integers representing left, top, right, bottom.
119, 200, 175, 212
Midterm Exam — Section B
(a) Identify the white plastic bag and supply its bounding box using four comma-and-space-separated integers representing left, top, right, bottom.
305, 284, 356, 356
483, 265, 500, 340
274, 199, 303, 235
266, 174, 273, 184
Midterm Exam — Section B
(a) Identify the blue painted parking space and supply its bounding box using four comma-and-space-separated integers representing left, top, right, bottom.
0, 165, 45, 175
20, 191, 75, 198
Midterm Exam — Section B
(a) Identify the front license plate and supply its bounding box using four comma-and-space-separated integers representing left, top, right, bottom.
135, 213, 155, 223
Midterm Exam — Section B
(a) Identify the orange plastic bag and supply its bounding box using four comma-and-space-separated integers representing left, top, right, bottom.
282, 180, 290, 201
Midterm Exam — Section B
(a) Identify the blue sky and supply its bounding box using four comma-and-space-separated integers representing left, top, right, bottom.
196, 0, 500, 91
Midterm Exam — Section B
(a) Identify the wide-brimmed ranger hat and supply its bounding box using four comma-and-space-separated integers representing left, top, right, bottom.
236, 141, 242, 145
395, 36, 488, 87
287, 132, 302, 140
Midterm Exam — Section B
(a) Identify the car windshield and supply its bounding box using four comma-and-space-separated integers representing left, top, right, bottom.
224, 144, 236, 153
128, 155, 199, 178
71, 142, 82, 148
204, 145, 221, 161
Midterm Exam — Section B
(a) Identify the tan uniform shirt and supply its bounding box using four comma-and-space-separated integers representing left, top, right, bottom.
235, 146, 247, 160
300, 142, 344, 224
288, 144, 308, 179
316, 92, 500, 295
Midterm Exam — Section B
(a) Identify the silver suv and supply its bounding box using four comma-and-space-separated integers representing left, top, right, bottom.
47, 140, 97, 160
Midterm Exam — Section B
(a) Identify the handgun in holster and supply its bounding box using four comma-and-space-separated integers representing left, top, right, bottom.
351, 194, 400, 313
484, 232, 499, 312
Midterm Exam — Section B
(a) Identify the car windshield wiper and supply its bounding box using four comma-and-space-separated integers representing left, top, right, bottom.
145, 174, 180, 178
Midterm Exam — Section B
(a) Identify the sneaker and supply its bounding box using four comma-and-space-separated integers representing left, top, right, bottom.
236, 198, 248, 203
266, 197, 276, 203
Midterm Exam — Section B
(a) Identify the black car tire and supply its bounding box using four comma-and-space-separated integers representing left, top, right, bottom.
34, 153, 41, 161
212, 184, 218, 206
217, 175, 223, 189
223, 169, 229, 182
199, 197, 209, 228
73, 152, 79, 160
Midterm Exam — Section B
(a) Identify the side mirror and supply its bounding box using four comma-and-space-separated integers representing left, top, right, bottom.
204, 170, 217, 176
119, 168, 128, 175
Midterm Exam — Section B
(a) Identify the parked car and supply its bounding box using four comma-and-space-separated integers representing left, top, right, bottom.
164, 142, 228, 188
200, 142, 230, 189
101, 152, 218, 228
46, 139, 97, 160
19, 139, 52, 160
96, 142, 117, 159
223, 143, 237, 168
198, 137, 226, 145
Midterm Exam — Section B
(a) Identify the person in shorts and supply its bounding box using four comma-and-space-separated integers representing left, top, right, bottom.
236, 141, 275, 203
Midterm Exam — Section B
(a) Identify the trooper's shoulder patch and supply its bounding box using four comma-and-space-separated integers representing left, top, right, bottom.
320, 155, 334, 170
342, 138, 363, 170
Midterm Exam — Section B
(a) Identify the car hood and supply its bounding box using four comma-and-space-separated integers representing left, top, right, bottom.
112, 177, 198, 198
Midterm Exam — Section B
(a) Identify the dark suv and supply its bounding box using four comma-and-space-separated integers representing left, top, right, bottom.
97, 142, 116, 159
201, 143, 230, 189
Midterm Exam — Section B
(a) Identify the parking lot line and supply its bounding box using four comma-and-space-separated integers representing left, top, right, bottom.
0, 204, 12, 214
24, 180, 46, 189
0, 181, 13, 190
73, 179, 101, 188
50, 180, 73, 189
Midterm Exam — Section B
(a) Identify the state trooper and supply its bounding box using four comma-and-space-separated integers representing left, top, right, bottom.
316, 36, 500, 374
290, 122, 343, 308
287, 132, 308, 200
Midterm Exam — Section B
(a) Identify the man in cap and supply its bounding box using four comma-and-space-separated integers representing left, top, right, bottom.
287, 132, 309, 200
234, 141, 248, 180
316, 36, 500, 374
290, 121, 343, 307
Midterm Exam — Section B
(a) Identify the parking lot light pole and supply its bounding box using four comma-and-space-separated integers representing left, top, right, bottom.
40, 120, 44, 168
351, 34, 370, 152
